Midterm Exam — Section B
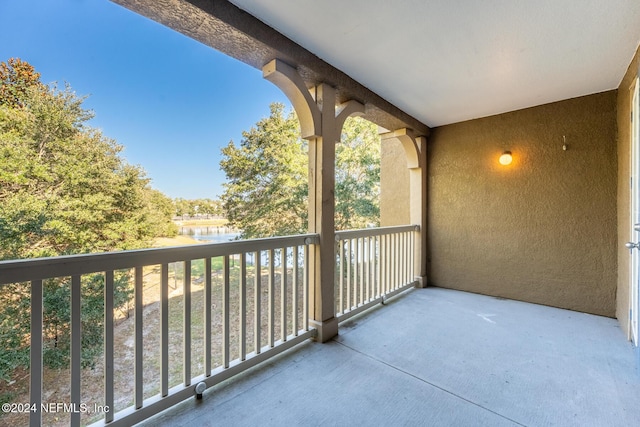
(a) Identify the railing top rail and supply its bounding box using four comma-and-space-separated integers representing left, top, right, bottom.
335, 224, 419, 241
0, 233, 320, 285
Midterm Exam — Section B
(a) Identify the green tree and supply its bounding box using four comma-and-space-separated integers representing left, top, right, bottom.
174, 197, 222, 217
335, 115, 381, 230
0, 57, 44, 108
219, 103, 380, 238
220, 103, 308, 238
146, 189, 179, 237
0, 59, 176, 382
174, 197, 191, 217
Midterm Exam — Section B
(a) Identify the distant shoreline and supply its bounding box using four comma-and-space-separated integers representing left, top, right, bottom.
172, 218, 229, 227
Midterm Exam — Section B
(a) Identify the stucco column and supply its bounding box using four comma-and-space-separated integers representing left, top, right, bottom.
381, 129, 428, 287
263, 59, 363, 341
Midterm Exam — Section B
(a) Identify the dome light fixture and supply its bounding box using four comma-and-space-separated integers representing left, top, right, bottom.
499, 151, 512, 166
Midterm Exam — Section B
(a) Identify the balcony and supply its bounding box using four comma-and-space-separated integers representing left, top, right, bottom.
0, 225, 418, 426
2, 224, 638, 426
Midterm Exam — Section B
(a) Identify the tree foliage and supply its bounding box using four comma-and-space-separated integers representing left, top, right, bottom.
220, 103, 308, 238
174, 197, 223, 217
0, 58, 176, 382
0, 58, 43, 108
219, 102, 380, 238
335, 115, 381, 230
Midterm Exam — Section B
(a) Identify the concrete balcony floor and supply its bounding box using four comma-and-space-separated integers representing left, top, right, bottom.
137, 287, 640, 426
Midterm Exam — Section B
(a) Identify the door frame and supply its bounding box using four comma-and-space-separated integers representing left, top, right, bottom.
630, 76, 639, 346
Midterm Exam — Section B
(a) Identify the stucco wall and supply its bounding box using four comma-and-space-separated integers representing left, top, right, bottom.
427, 92, 618, 316
380, 138, 410, 226
616, 45, 640, 334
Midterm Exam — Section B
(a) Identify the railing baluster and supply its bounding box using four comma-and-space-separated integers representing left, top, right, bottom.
406, 231, 410, 284
358, 238, 364, 306
388, 234, 393, 290
388, 234, 393, 292
361, 237, 366, 305
268, 249, 275, 348
398, 233, 402, 286
372, 237, 377, 297
353, 238, 358, 306
402, 232, 406, 286
255, 251, 262, 354
364, 237, 369, 303
411, 230, 416, 284
367, 237, 373, 300
372, 236, 377, 297
407, 231, 411, 284
400, 231, 403, 285
391, 234, 396, 291
29, 279, 43, 427
70, 275, 81, 427
385, 234, 391, 294
395, 233, 400, 289
183, 261, 191, 386
135, 267, 143, 408
403, 232, 408, 285
346, 239, 352, 311
399, 233, 402, 287
391, 235, 395, 290
240, 253, 247, 361
223, 255, 230, 368
281, 247, 287, 342
205, 258, 212, 375
352, 238, 356, 306
367, 237, 372, 301
366, 237, 370, 302
396, 234, 400, 288
338, 239, 344, 315
105, 271, 115, 421
344, 240, 348, 313
372, 237, 376, 298
379, 235, 384, 297
378, 236, 383, 297
280, 248, 289, 342
400, 232, 405, 285
304, 244, 309, 331
293, 246, 299, 335
412, 231, 416, 283
411, 232, 418, 279
160, 264, 169, 397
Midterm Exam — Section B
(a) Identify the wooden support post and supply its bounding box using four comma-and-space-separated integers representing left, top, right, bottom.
264, 59, 363, 341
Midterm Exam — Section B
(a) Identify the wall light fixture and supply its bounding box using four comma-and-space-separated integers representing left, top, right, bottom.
499, 151, 512, 165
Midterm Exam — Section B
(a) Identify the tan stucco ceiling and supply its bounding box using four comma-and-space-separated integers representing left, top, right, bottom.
230, 0, 640, 127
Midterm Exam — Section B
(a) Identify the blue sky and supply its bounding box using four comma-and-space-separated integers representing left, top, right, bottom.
0, 0, 291, 199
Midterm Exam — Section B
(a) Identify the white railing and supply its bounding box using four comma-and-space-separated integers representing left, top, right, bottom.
0, 227, 420, 426
0, 234, 318, 427
335, 225, 419, 322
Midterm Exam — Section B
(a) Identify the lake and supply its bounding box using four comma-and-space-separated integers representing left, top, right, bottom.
178, 226, 241, 243
178, 226, 300, 268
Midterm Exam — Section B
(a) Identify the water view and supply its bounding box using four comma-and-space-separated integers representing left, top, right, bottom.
178, 226, 241, 243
